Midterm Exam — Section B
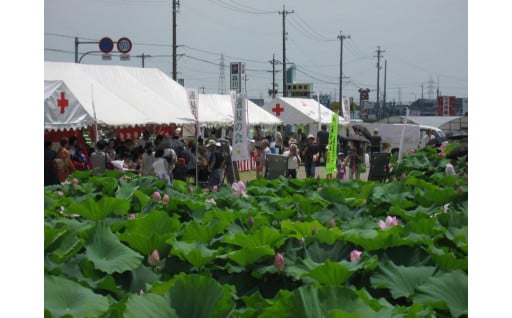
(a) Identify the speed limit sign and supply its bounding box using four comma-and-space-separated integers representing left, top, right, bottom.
117, 37, 132, 54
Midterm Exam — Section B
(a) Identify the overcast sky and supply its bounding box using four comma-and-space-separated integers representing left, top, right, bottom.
44, 0, 467, 105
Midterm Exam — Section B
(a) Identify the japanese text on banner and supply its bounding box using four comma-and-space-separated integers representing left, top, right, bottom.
325, 113, 339, 175
230, 91, 249, 161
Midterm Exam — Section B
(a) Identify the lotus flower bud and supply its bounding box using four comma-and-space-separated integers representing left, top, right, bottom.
350, 250, 362, 262
152, 191, 161, 201
128, 213, 136, 220
312, 225, 318, 235
72, 178, 79, 184
274, 252, 285, 271
162, 194, 170, 204
212, 185, 218, 192
248, 216, 255, 227
327, 218, 336, 229
148, 249, 160, 266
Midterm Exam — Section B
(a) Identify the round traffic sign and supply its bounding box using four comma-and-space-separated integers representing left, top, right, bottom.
99, 37, 114, 53
117, 37, 132, 54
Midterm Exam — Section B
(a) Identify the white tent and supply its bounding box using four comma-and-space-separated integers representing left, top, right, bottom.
246, 100, 281, 125
196, 93, 281, 125
262, 97, 347, 126
45, 80, 96, 131
44, 62, 196, 127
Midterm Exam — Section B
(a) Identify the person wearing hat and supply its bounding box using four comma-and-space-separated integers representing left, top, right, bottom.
301, 134, 320, 178
206, 140, 225, 191
370, 128, 382, 156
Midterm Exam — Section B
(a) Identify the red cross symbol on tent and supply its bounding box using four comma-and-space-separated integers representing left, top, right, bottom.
272, 103, 284, 116
57, 92, 69, 114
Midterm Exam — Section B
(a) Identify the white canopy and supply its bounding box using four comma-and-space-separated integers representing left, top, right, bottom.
44, 62, 196, 127
45, 80, 96, 131
197, 93, 281, 125
262, 97, 347, 126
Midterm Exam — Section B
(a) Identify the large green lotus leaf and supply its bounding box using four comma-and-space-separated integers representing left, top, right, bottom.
181, 220, 222, 244
115, 180, 139, 199
170, 240, 218, 268
370, 260, 437, 299
68, 196, 130, 221
444, 226, 468, 254
118, 210, 180, 255
427, 245, 468, 271
306, 240, 352, 263
303, 259, 360, 285
317, 185, 345, 204
44, 226, 67, 252
47, 230, 84, 264
127, 264, 161, 294
413, 270, 468, 317
259, 285, 381, 318
44, 275, 110, 318
223, 226, 285, 249
226, 246, 275, 267
281, 219, 342, 243
168, 274, 235, 318
124, 293, 177, 318
407, 179, 458, 207
85, 222, 143, 274
371, 182, 416, 209
343, 226, 410, 251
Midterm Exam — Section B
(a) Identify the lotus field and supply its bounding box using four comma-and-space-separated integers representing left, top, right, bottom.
44, 144, 468, 317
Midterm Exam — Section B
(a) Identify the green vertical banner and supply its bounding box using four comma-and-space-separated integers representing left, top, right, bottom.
325, 114, 339, 175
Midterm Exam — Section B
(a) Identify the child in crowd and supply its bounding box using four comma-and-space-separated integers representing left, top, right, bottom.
336, 152, 346, 180
283, 143, 301, 179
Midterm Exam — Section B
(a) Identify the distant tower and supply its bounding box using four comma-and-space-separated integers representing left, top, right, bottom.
218, 53, 226, 94
427, 76, 435, 99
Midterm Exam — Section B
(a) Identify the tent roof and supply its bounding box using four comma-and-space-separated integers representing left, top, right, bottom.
197, 94, 282, 125
45, 80, 96, 131
262, 97, 347, 125
44, 62, 196, 127
377, 116, 468, 132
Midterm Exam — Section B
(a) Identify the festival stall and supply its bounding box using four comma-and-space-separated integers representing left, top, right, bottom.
262, 97, 348, 134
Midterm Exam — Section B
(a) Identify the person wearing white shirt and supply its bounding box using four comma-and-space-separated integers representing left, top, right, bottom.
282, 143, 301, 179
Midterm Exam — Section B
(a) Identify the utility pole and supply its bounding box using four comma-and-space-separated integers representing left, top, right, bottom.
172, 0, 179, 80
337, 31, 350, 116
383, 60, 387, 115
269, 54, 281, 99
374, 46, 385, 119
279, 6, 293, 97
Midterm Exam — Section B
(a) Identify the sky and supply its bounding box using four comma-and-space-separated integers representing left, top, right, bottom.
44, 0, 468, 105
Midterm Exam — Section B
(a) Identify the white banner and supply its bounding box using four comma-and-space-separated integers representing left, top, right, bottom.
342, 97, 351, 122
186, 88, 200, 137
230, 91, 250, 161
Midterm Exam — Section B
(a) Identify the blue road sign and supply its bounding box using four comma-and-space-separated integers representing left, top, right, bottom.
99, 37, 114, 53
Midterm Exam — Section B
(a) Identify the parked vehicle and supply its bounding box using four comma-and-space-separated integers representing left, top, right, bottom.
353, 123, 446, 154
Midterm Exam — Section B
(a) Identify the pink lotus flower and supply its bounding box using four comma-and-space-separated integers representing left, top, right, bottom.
327, 218, 336, 229
388, 162, 393, 169
128, 213, 136, 220
205, 198, 216, 205
152, 191, 161, 201
378, 216, 399, 229
57, 191, 64, 196
162, 194, 170, 204
212, 185, 218, 192
440, 143, 447, 149
438, 152, 446, 157
148, 249, 160, 266
232, 180, 246, 192
72, 178, 79, 184
274, 252, 285, 271
350, 250, 362, 262
408, 148, 416, 154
